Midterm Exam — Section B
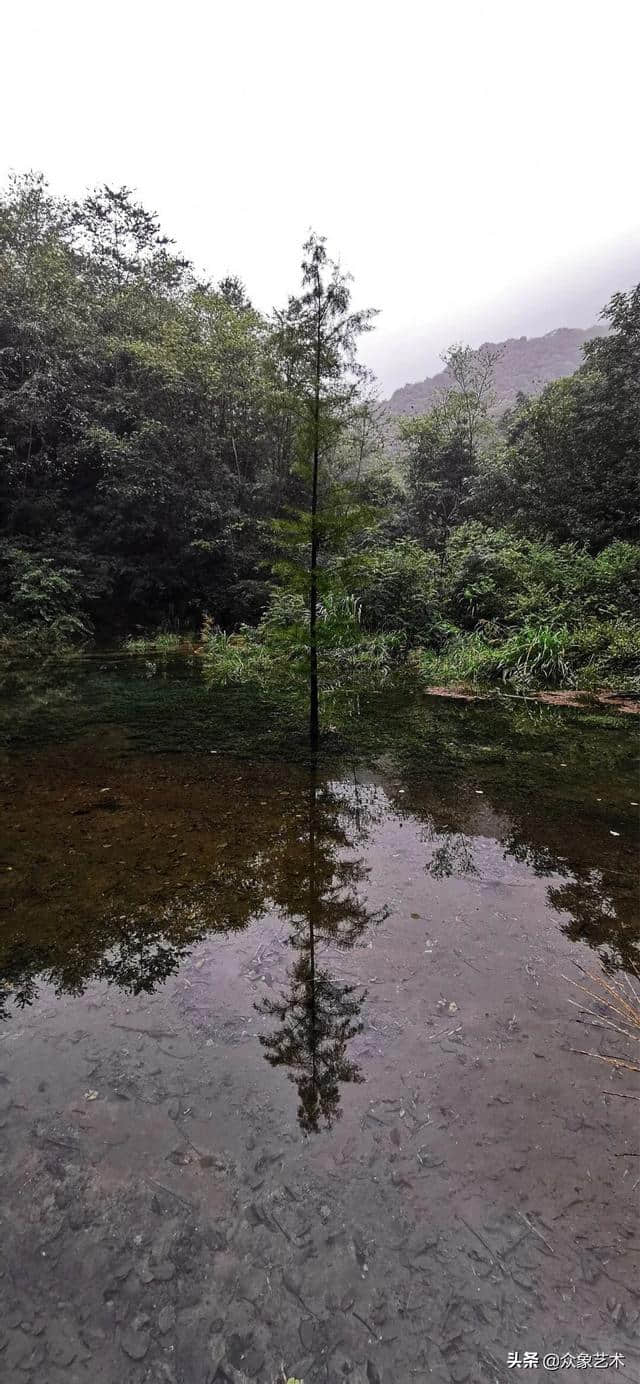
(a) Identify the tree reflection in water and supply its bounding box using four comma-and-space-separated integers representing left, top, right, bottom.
425, 833, 479, 881
1, 724, 637, 1080
257, 766, 388, 1132
0, 761, 390, 1135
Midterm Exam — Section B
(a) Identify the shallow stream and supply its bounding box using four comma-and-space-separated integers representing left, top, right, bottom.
0, 657, 638, 1382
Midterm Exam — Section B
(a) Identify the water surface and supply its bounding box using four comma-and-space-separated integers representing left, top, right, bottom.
0, 657, 638, 1382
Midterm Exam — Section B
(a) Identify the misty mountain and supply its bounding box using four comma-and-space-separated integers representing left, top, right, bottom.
385, 325, 607, 417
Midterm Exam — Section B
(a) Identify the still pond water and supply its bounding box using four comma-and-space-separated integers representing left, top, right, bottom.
0, 656, 638, 1384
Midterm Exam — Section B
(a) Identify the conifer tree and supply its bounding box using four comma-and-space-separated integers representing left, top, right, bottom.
274, 235, 376, 749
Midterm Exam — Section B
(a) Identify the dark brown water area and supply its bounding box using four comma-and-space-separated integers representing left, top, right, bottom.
0, 657, 638, 1383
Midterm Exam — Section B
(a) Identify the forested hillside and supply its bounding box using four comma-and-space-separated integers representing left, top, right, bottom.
386, 326, 607, 417
1, 172, 638, 693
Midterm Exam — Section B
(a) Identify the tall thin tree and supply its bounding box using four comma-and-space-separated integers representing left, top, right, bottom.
275, 234, 377, 750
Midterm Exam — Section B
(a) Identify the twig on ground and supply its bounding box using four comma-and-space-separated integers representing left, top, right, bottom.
517, 1210, 555, 1255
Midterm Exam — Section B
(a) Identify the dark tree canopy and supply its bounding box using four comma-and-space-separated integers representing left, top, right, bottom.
495, 286, 640, 549
0, 171, 637, 703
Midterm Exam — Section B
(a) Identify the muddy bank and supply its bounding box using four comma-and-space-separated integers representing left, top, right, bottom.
424, 685, 640, 715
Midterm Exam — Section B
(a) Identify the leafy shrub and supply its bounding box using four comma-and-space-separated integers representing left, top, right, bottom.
566, 620, 640, 690
259, 590, 309, 631
585, 543, 640, 620
443, 525, 640, 633
410, 632, 502, 687
0, 545, 92, 648
201, 587, 400, 700
444, 524, 523, 628
342, 541, 438, 645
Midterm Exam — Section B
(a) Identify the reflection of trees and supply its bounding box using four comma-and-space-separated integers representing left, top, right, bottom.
259, 953, 365, 1133
364, 690, 637, 980
550, 875, 636, 976
416, 798, 637, 977
0, 890, 255, 1023
0, 760, 385, 1129
411, 793, 638, 978
0, 942, 41, 1022
257, 768, 387, 1132
506, 840, 640, 978
425, 833, 478, 880
0, 931, 197, 1022
0, 764, 387, 1135
1, 687, 637, 1056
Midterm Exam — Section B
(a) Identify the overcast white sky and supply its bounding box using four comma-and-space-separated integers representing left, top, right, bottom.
3, 0, 638, 392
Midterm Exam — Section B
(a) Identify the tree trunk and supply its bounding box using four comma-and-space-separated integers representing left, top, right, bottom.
309, 283, 322, 753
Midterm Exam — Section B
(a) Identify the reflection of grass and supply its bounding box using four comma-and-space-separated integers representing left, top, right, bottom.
565, 965, 640, 1073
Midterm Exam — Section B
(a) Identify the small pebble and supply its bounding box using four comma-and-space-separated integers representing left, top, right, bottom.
157, 1305, 175, 1335
120, 1327, 150, 1361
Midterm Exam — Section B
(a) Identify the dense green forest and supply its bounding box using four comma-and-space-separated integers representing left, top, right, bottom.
1, 172, 638, 697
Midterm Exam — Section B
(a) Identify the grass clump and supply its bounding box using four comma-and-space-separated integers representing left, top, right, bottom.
564, 965, 640, 1075
496, 624, 574, 687
201, 589, 401, 717
124, 630, 196, 654
412, 619, 640, 693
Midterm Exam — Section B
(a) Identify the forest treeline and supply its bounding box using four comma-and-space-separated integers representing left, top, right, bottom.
1, 173, 638, 691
